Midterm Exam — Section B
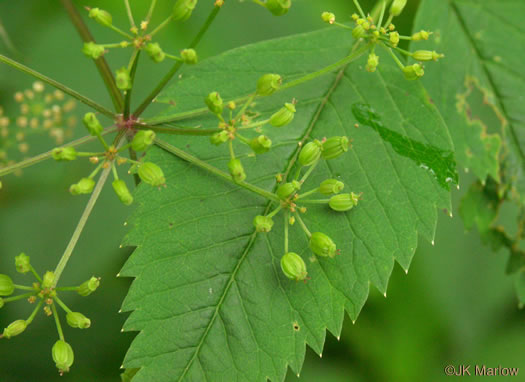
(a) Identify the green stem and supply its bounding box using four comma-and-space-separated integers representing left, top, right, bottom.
2, 292, 36, 303
267, 205, 282, 218
300, 199, 330, 205
0, 127, 117, 178
55, 286, 79, 292
294, 212, 311, 238
353, 0, 366, 18
154, 138, 279, 202
284, 211, 289, 253
14, 284, 35, 291
137, 124, 219, 136
107, 23, 134, 39
237, 119, 270, 130
124, 0, 136, 29
29, 265, 42, 283
60, 0, 123, 111
54, 296, 72, 314
377, 0, 387, 29
124, 49, 141, 117
148, 15, 173, 37
228, 140, 235, 159
26, 300, 44, 324
0, 54, 115, 118
111, 162, 119, 180
234, 94, 256, 122
145, 0, 158, 23
52, 303, 65, 341
300, 159, 319, 183
297, 188, 319, 199
386, 46, 405, 70
384, 13, 394, 28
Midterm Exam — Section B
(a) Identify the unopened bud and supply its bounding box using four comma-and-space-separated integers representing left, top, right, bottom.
352, 25, 366, 40
390, 0, 407, 16
276, 181, 301, 200
112, 180, 133, 206
310, 232, 337, 258
205, 92, 223, 115
280, 252, 307, 281
82, 42, 105, 60
319, 179, 344, 195
52, 147, 77, 161
131, 130, 156, 151
253, 215, 274, 233
329, 192, 360, 212
0, 274, 14, 296
412, 50, 444, 61
322, 136, 350, 159
366, 53, 379, 72
70, 177, 96, 195
138, 162, 166, 187
256, 74, 282, 96
66, 312, 91, 329
180, 48, 198, 64
210, 130, 229, 145
249, 135, 272, 154
52, 340, 74, 374
145, 43, 166, 63
412, 30, 430, 41
2, 320, 27, 338
321, 12, 335, 24
116, 67, 132, 90
270, 103, 296, 127
88, 8, 112, 27
264, 0, 291, 16
82, 112, 103, 136
78, 276, 100, 297
390, 31, 400, 47
173, 0, 198, 21
298, 140, 322, 166
15, 253, 31, 274
42, 271, 55, 289
402, 63, 424, 80
228, 159, 246, 183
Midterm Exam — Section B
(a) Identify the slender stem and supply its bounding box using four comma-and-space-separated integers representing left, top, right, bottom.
294, 212, 311, 238
137, 124, 219, 136
154, 138, 279, 202
353, 0, 366, 18
267, 205, 282, 219
300, 160, 319, 183
0, 127, 116, 178
234, 94, 256, 121
14, 284, 35, 291
133, 3, 223, 117
145, 0, 158, 23
228, 140, 235, 159
300, 199, 330, 204
54, 296, 72, 314
377, 1, 387, 29
26, 300, 44, 324
237, 119, 270, 130
2, 292, 36, 303
297, 188, 319, 200
55, 286, 79, 292
60, 0, 123, 111
29, 265, 42, 283
52, 303, 65, 341
124, 50, 141, 117
284, 211, 289, 253
148, 15, 173, 37
384, 14, 394, 28
124, 0, 136, 29
111, 162, 119, 180
0, 54, 115, 118
107, 23, 134, 39
386, 47, 405, 70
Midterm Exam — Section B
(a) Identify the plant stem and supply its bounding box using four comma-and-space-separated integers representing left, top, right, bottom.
26, 300, 44, 324
284, 211, 289, 253
0, 54, 115, 118
154, 138, 279, 202
267, 205, 282, 218
60, 0, 123, 111
145, 0, 158, 23
2, 292, 36, 303
148, 15, 173, 37
124, 50, 141, 117
137, 124, 219, 136
124, 0, 136, 29
14, 284, 35, 291
300, 199, 330, 205
297, 188, 319, 199
294, 212, 311, 238
353, 0, 366, 18
52, 303, 65, 341
54, 296, 72, 314
300, 159, 319, 183
29, 265, 42, 283
377, 1, 387, 29
55, 286, 79, 292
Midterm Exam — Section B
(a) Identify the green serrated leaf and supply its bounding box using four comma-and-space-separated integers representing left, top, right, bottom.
119, 28, 454, 381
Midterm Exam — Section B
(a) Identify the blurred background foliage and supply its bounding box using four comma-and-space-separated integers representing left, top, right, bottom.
0, 0, 523, 381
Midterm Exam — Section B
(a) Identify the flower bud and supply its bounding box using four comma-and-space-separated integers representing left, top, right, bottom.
131, 130, 156, 151
390, 31, 400, 47
66, 312, 91, 329
210, 130, 229, 145
82, 112, 103, 136
276, 181, 301, 200
253, 215, 274, 233
321, 12, 335, 24
116, 67, 132, 90
298, 140, 322, 166
42, 271, 55, 289
173, 0, 198, 21
52, 340, 74, 374
280, 252, 307, 281
145, 43, 166, 63
366, 53, 379, 72
82, 42, 105, 60
269, 103, 295, 127
2, 319, 27, 339
112, 180, 133, 206
180, 48, 198, 64
390, 0, 407, 16
205, 92, 223, 115
88, 8, 112, 27
249, 135, 272, 154
264, 0, 292, 16
309, 232, 337, 258
70, 177, 96, 195
256, 74, 282, 96
228, 159, 246, 183
402, 63, 424, 80
52, 147, 78, 161
15, 253, 31, 274
352, 25, 366, 40
412, 30, 430, 41
319, 179, 344, 195
78, 276, 100, 297
0, 274, 14, 296
138, 162, 166, 187
322, 136, 350, 159
329, 192, 360, 212
412, 50, 444, 61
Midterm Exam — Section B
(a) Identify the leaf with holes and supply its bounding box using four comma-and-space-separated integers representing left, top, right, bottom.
119, 28, 455, 381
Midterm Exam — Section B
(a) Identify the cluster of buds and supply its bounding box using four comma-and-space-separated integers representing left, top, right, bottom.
253, 0, 292, 16
322, 0, 444, 80
253, 135, 362, 282
0, 81, 76, 169
206, 73, 297, 183
0, 252, 100, 374
51, 112, 166, 205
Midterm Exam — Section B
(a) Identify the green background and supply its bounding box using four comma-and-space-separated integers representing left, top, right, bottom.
0, 0, 522, 381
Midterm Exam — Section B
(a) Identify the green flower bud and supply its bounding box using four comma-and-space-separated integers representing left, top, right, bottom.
15, 252, 31, 274
42, 271, 55, 289
82, 112, 103, 136
131, 130, 156, 151
366, 53, 379, 73
280, 252, 307, 281
309, 232, 337, 258
145, 43, 166, 63
82, 42, 105, 60
412, 30, 430, 41
253, 215, 274, 233
138, 162, 166, 187
264, 0, 291, 16
116, 67, 132, 90
256, 74, 282, 96
52, 340, 74, 374
412, 50, 444, 61
69, 177, 96, 195
66, 312, 91, 329
322, 136, 350, 159
319, 179, 344, 195
180, 48, 198, 65
276, 181, 301, 200
205, 92, 223, 115
0, 274, 14, 296
249, 135, 272, 154
321, 12, 335, 24
390, 0, 407, 16
78, 276, 100, 297
228, 159, 246, 183
210, 130, 229, 145
112, 180, 133, 206
269, 103, 296, 127
88, 8, 112, 27
52, 147, 78, 161
2, 319, 27, 339
329, 192, 360, 212
402, 63, 424, 80
0, 298, 4, 309
390, 31, 400, 47
298, 140, 322, 166
352, 25, 366, 40
173, 0, 198, 21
